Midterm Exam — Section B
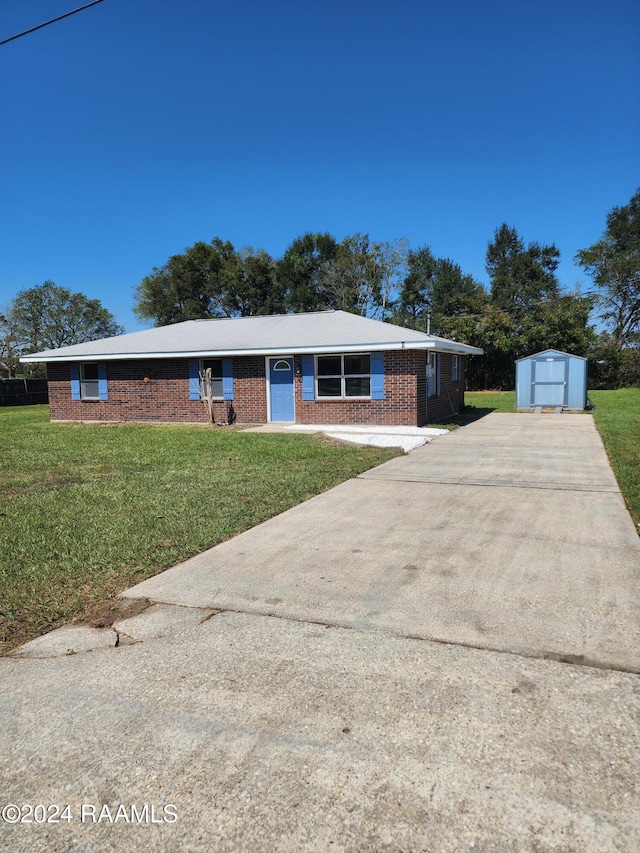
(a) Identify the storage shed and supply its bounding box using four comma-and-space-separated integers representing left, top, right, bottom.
516, 349, 588, 410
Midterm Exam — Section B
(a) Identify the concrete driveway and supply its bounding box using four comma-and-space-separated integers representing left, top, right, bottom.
1, 413, 639, 852
122, 413, 639, 673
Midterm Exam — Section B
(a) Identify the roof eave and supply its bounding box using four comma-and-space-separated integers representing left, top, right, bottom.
21, 340, 483, 363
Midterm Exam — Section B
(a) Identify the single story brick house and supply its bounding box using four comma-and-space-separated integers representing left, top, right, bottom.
21, 310, 483, 426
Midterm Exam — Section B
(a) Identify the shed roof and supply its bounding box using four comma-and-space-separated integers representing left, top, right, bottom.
21, 310, 484, 363
516, 349, 587, 362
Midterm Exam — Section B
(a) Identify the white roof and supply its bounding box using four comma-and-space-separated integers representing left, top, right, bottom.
21, 310, 484, 362
516, 348, 587, 362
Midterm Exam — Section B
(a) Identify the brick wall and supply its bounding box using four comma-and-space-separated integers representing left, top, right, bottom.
47, 358, 268, 425
294, 351, 421, 426
423, 352, 466, 423
47, 352, 466, 425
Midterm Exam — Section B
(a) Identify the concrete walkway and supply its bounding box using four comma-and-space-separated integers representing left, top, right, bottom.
1, 413, 639, 852
244, 423, 449, 452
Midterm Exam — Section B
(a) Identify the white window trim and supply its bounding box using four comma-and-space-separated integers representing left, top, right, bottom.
427, 352, 440, 398
315, 353, 372, 399
451, 354, 462, 382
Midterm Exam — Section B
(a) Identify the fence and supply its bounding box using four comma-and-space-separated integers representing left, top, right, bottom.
0, 379, 49, 406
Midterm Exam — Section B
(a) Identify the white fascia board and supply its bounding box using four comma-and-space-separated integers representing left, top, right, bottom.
418, 341, 484, 355
21, 341, 483, 363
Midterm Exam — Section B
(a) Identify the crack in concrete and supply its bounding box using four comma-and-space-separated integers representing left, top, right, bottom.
128, 597, 639, 677
358, 473, 620, 493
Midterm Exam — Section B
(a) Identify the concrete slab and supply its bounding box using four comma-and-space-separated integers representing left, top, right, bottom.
1, 613, 638, 852
123, 413, 639, 673
243, 423, 449, 453
114, 603, 216, 642
9, 625, 119, 658
3, 412, 639, 850
360, 413, 620, 491
123, 476, 640, 672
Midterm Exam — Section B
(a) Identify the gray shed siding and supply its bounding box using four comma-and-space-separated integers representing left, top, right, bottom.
516, 350, 588, 410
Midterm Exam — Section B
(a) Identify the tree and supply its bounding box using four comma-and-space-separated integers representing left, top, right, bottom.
392, 246, 489, 386
226, 248, 285, 317
394, 245, 439, 330
0, 311, 21, 379
483, 225, 594, 387
368, 237, 409, 320
278, 233, 339, 313
575, 188, 640, 347
587, 335, 640, 389
394, 247, 488, 335
134, 238, 238, 325
320, 233, 384, 316
487, 224, 561, 312
0, 281, 123, 377
279, 232, 406, 318
134, 239, 286, 325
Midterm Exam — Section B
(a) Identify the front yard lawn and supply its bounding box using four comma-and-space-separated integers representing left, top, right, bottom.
0, 407, 399, 654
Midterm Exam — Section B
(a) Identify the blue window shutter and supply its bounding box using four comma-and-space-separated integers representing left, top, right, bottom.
370, 351, 385, 400
98, 362, 108, 401
436, 354, 441, 396
222, 358, 234, 400
70, 363, 80, 400
188, 359, 200, 400
302, 355, 315, 400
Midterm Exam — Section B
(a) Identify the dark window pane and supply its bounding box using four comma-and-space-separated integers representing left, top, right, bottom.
317, 377, 341, 396
317, 356, 341, 376
82, 363, 98, 380
344, 354, 370, 375
202, 359, 222, 379
345, 377, 370, 397
200, 359, 223, 398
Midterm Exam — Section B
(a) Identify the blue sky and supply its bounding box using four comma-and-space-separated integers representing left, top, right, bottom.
1, 0, 638, 332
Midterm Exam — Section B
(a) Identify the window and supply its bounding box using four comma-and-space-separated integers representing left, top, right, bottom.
451, 355, 462, 382
427, 352, 440, 398
199, 358, 223, 399
80, 363, 100, 400
71, 362, 107, 401
316, 354, 371, 398
189, 358, 233, 402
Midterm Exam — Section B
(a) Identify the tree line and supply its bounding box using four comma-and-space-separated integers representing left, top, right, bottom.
2, 189, 638, 388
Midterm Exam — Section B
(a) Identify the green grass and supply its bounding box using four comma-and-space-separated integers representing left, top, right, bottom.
0, 406, 399, 653
459, 390, 517, 416
590, 389, 640, 528
463, 388, 640, 529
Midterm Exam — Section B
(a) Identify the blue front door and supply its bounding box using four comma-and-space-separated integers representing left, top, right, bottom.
269, 358, 295, 421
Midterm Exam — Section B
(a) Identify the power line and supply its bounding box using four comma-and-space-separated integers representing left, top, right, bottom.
0, 0, 106, 47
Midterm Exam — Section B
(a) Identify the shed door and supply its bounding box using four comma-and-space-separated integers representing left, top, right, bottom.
269, 358, 295, 422
531, 356, 568, 407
